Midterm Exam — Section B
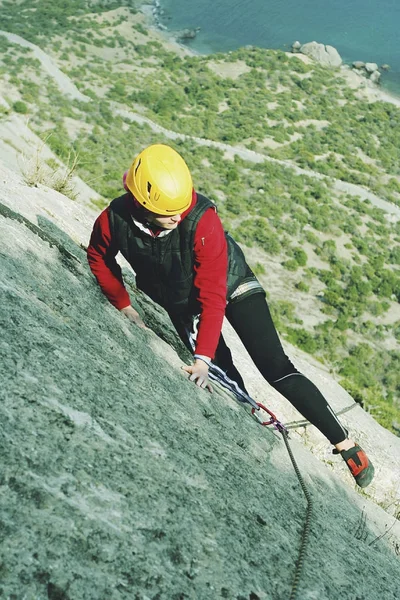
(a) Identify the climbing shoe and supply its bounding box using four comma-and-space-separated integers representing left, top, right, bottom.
334, 445, 375, 488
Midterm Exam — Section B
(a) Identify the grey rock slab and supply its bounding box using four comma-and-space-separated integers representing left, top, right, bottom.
1, 158, 400, 600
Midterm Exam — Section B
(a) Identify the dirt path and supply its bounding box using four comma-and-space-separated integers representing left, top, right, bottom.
0, 30, 90, 103
114, 106, 400, 220
3, 29, 399, 220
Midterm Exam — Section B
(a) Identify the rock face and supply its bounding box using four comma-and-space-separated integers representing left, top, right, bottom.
300, 41, 342, 67
1, 160, 400, 600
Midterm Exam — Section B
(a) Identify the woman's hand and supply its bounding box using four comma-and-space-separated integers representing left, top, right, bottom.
120, 305, 149, 330
182, 358, 213, 393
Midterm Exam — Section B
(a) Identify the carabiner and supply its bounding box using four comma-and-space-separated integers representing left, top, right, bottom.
251, 402, 278, 426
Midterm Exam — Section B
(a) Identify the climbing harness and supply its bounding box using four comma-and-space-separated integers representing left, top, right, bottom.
186, 320, 313, 600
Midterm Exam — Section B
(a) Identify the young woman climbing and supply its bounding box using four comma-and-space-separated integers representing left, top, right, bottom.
87, 143, 375, 488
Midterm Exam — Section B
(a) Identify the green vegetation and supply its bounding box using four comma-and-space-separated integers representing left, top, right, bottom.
0, 0, 399, 433
13, 101, 28, 114
0, 0, 137, 44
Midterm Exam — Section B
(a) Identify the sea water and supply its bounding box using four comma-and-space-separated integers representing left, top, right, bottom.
157, 0, 400, 95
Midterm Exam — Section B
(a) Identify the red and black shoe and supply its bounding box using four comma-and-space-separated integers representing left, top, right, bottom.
334, 445, 375, 488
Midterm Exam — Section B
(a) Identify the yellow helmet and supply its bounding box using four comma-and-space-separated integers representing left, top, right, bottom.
125, 144, 193, 215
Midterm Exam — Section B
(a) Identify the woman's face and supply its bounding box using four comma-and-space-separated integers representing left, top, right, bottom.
130, 194, 182, 229
145, 212, 182, 229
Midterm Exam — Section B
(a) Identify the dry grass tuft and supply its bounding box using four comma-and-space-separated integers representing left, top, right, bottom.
20, 136, 79, 201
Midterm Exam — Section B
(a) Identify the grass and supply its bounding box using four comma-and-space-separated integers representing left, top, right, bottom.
20, 139, 79, 201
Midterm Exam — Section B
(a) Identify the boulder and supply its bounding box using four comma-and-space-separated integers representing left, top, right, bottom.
177, 28, 199, 40
365, 62, 379, 73
381, 64, 391, 71
352, 61, 365, 69
299, 41, 342, 67
370, 71, 381, 84
291, 40, 301, 53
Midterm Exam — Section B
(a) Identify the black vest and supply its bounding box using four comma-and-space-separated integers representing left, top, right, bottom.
108, 192, 254, 316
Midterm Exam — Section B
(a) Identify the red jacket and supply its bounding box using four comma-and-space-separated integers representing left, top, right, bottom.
87, 191, 227, 358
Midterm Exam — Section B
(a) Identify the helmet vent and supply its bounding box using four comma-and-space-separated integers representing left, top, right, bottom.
147, 181, 152, 197
134, 159, 141, 176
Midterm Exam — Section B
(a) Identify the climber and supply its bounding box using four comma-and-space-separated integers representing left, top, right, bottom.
87, 143, 375, 488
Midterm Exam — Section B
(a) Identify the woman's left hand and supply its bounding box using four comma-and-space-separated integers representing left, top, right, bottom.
182, 359, 213, 393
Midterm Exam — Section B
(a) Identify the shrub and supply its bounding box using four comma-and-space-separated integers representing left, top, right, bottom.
296, 281, 310, 292
252, 262, 266, 276
13, 100, 28, 114
283, 259, 299, 271
293, 247, 308, 266
285, 327, 318, 353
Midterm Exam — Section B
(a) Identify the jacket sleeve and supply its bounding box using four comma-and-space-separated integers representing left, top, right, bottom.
87, 207, 131, 309
193, 207, 228, 359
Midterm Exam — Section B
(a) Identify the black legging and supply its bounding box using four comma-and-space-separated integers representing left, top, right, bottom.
174, 292, 348, 445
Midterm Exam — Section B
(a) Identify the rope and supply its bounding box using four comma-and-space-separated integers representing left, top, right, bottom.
284, 401, 358, 430
187, 323, 314, 599
202, 364, 313, 599
280, 428, 314, 600
251, 404, 313, 600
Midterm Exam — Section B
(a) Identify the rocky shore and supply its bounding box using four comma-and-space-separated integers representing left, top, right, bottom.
291, 40, 391, 86
140, 3, 400, 106
290, 40, 400, 107
144, 0, 200, 42
148, 0, 167, 30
